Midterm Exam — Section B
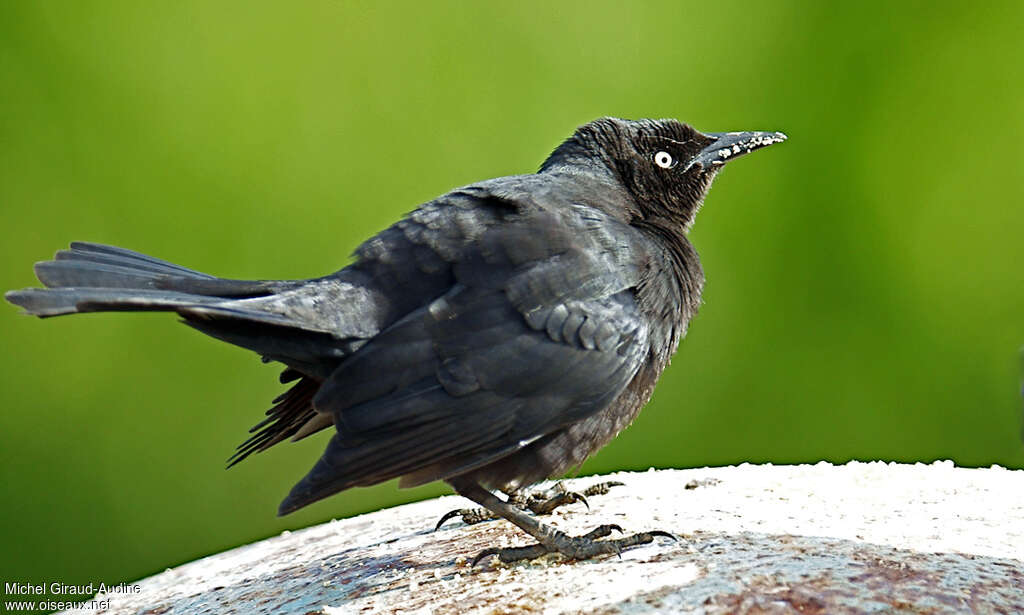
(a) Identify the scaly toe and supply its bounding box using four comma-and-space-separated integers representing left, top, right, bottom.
434, 507, 496, 530
580, 481, 625, 496
472, 543, 552, 566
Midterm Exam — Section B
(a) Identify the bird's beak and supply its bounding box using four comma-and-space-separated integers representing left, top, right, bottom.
688, 131, 787, 171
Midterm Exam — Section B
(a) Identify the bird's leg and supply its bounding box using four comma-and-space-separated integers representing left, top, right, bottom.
434, 480, 624, 530
449, 480, 673, 565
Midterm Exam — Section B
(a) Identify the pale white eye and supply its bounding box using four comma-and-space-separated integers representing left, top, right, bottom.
654, 151, 674, 168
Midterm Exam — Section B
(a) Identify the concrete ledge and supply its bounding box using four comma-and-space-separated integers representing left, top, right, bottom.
65, 462, 1024, 614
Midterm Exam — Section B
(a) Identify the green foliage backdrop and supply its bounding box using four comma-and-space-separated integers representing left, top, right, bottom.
2, 0, 1022, 598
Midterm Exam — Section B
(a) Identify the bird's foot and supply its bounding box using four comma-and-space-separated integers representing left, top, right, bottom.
517, 480, 625, 515
471, 524, 676, 566
435, 480, 623, 530
515, 481, 590, 515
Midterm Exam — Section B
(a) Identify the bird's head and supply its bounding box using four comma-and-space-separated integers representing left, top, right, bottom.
541, 117, 786, 230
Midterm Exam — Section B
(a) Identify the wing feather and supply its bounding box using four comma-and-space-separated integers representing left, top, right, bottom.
280, 181, 656, 513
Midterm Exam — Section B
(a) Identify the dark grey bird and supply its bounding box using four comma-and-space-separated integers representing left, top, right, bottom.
6, 118, 785, 563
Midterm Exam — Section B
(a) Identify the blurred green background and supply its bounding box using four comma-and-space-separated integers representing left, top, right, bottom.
2, 0, 1022, 604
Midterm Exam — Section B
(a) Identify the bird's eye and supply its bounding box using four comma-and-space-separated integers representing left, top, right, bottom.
653, 151, 674, 169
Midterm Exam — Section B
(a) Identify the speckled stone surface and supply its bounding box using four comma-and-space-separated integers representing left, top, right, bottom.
64, 462, 1024, 615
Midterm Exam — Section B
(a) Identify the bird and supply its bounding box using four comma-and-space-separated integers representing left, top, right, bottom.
6, 117, 786, 564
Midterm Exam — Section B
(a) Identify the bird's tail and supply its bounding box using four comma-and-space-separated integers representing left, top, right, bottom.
6, 241, 364, 465
5, 242, 287, 316
4, 242, 360, 372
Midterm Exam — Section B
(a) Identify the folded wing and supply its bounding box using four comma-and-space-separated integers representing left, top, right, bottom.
280, 202, 652, 514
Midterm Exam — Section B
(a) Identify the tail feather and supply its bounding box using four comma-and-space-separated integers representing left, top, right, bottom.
46, 242, 216, 284
37, 259, 182, 290
6, 242, 299, 316
33, 241, 285, 298
5, 287, 226, 317
6, 242, 376, 469
6, 244, 343, 362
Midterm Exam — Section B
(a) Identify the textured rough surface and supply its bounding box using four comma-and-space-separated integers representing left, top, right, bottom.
63, 462, 1024, 614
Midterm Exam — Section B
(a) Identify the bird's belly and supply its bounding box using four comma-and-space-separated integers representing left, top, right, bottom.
460, 372, 657, 494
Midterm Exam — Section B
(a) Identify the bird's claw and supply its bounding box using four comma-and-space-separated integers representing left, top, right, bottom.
434, 507, 495, 531
646, 530, 678, 541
